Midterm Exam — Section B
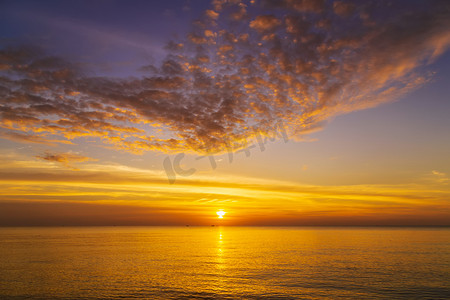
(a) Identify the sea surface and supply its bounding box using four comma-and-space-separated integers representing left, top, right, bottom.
0, 227, 449, 299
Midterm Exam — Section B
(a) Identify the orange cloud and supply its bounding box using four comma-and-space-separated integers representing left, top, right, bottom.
205, 9, 219, 20
36, 151, 97, 169
333, 1, 355, 17
250, 15, 281, 32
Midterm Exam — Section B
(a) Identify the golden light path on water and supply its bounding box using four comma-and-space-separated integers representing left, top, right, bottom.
0, 227, 449, 298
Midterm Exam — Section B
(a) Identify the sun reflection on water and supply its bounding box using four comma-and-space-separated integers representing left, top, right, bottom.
216, 229, 225, 271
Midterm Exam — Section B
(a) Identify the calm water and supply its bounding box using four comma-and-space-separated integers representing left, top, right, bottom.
0, 227, 449, 299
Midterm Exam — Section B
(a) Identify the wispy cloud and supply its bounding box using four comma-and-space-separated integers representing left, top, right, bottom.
1, 0, 449, 155
431, 170, 449, 184
36, 151, 97, 169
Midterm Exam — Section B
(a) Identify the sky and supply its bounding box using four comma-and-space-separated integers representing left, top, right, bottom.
0, 0, 450, 226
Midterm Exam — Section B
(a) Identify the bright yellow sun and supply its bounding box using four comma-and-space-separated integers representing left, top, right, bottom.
216, 210, 226, 218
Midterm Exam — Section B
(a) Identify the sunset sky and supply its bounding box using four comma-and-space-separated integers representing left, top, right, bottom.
1, 0, 450, 226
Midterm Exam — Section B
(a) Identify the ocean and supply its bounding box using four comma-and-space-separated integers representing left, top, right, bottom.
0, 227, 449, 299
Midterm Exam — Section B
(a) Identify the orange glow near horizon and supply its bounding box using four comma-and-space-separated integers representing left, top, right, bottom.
0, 155, 449, 226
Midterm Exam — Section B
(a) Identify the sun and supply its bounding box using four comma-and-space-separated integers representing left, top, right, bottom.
216, 210, 226, 219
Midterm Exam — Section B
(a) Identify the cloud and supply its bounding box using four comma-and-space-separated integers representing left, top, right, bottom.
261, 0, 326, 13
431, 170, 449, 184
205, 9, 219, 20
36, 151, 97, 169
0, 131, 73, 145
249, 15, 281, 32
333, 1, 355, 17
1, 0, 449, 155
